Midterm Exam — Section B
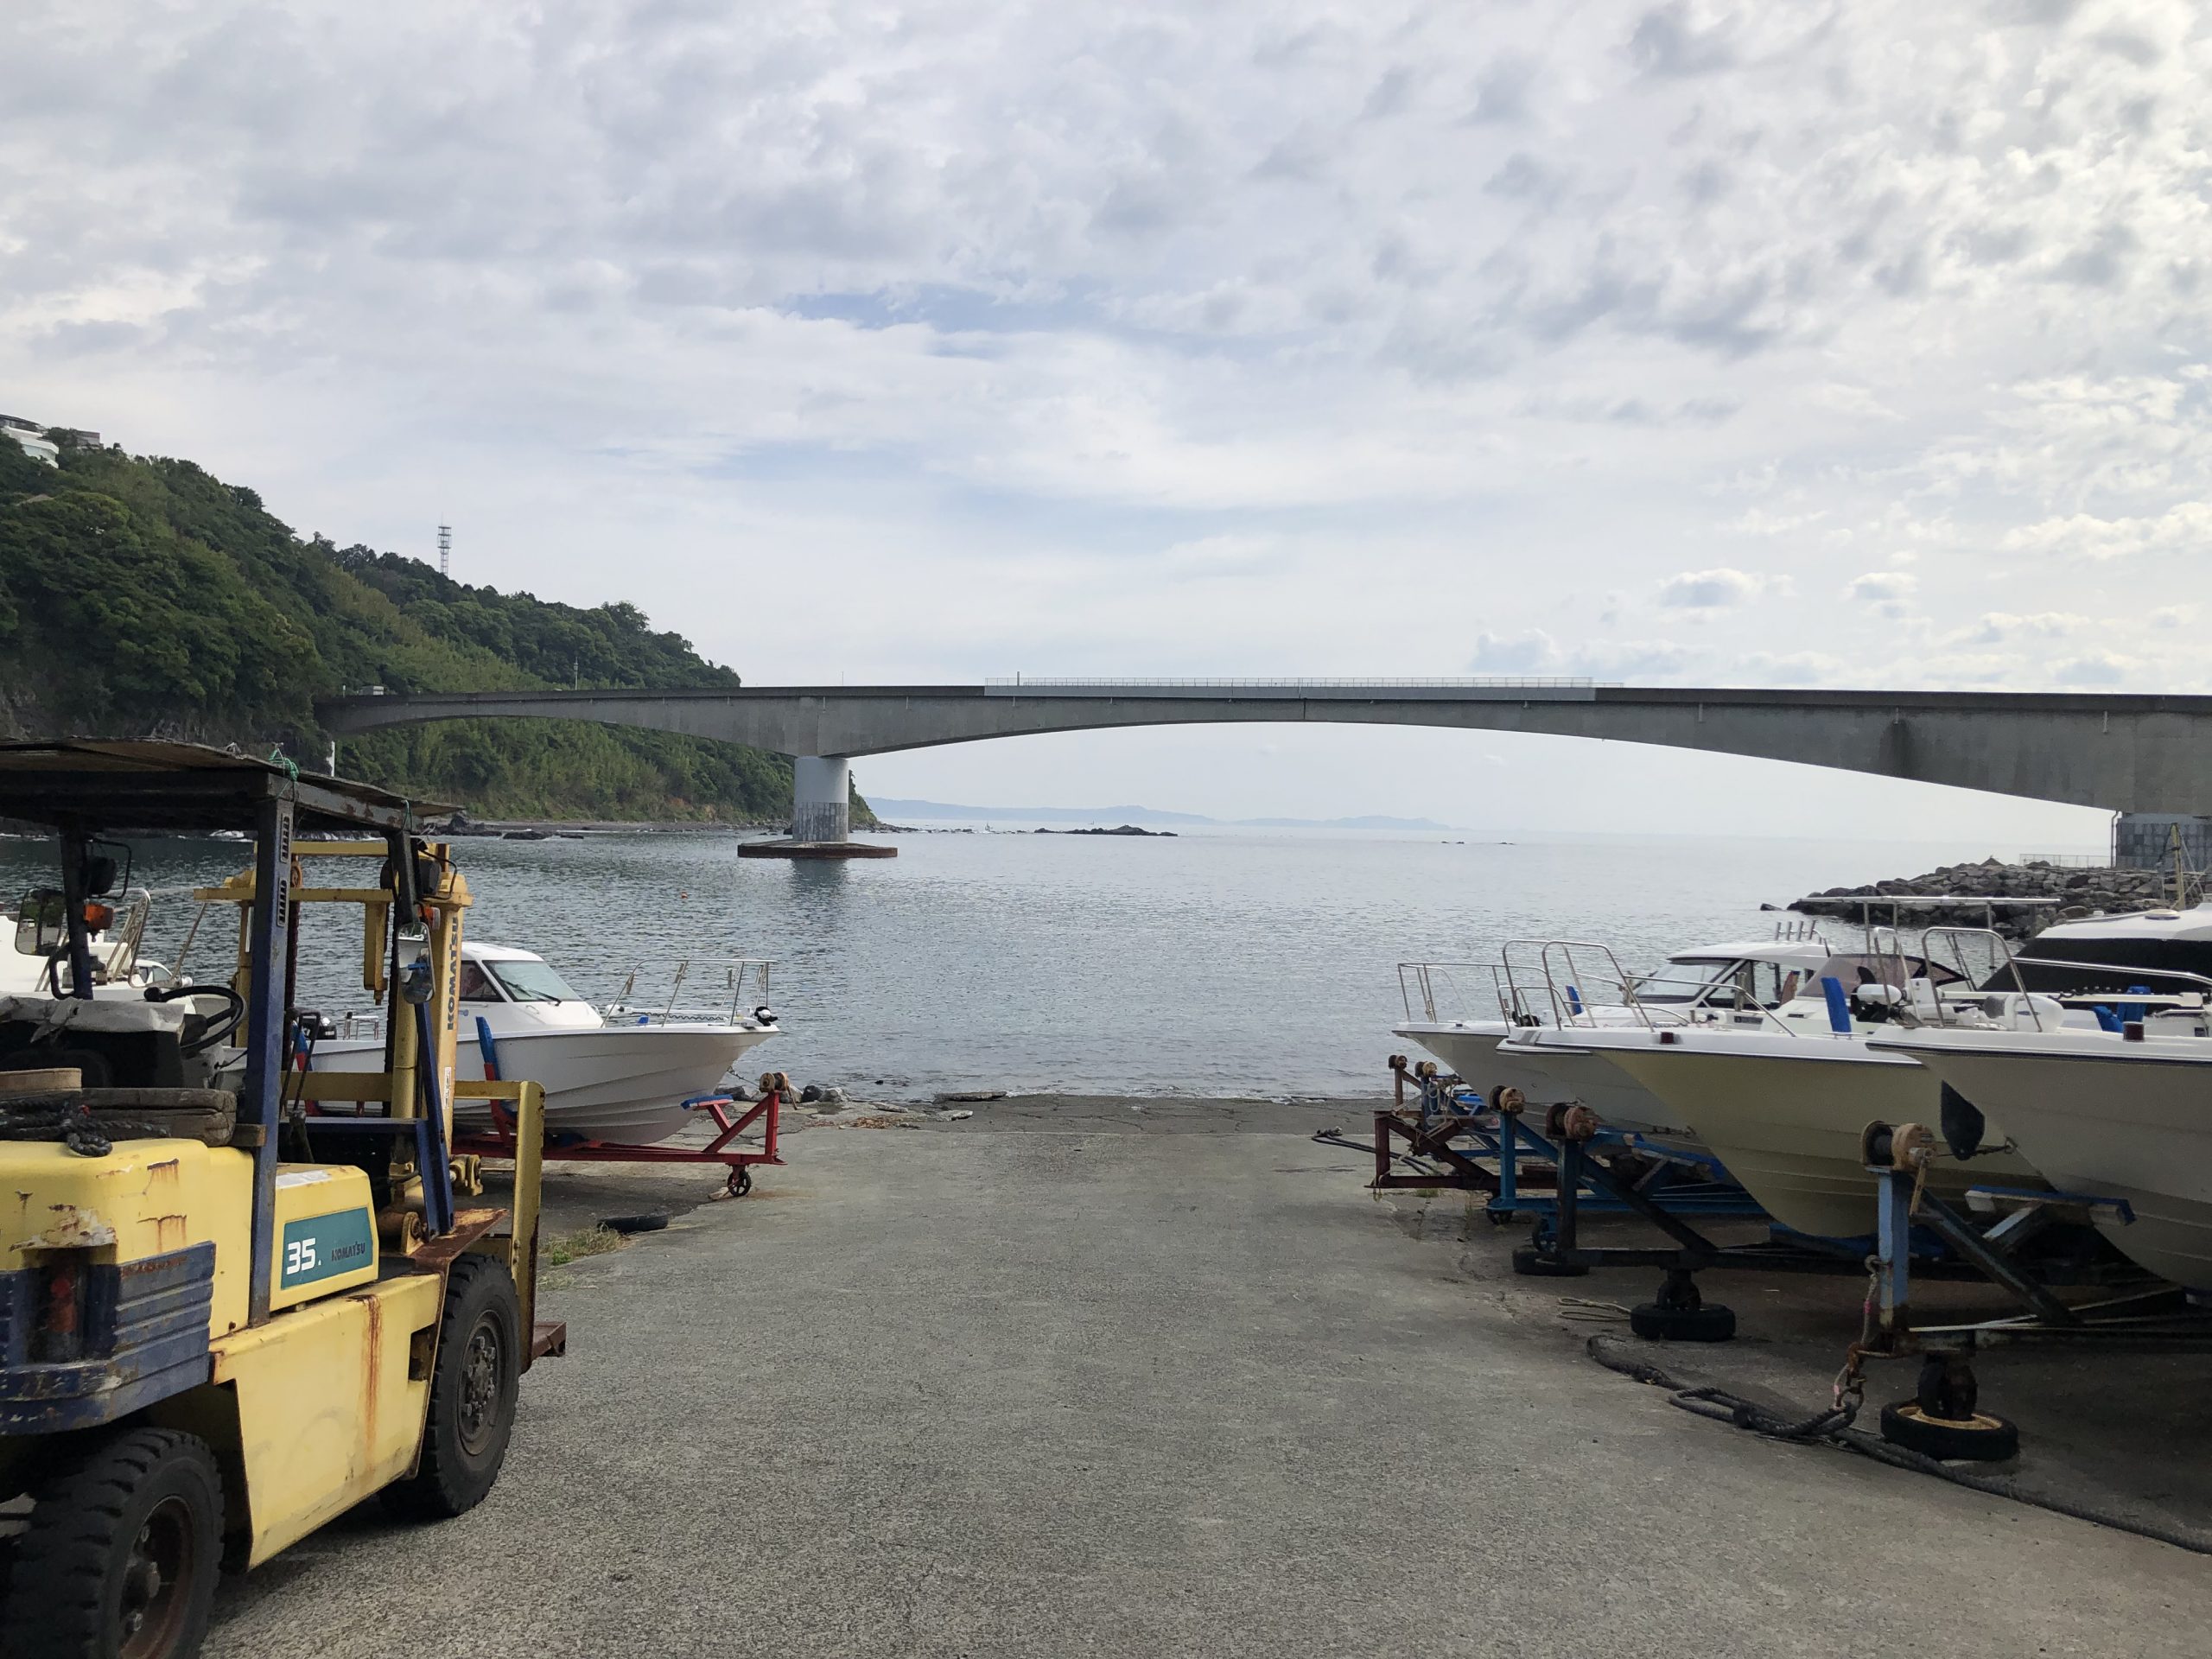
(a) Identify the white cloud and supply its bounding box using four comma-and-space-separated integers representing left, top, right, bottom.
1724, 507, 1824, 537
1961, 611, 2088, 645
1846, 572, 1917, 604
2055, 650, 2135, 687
1658, 566, 1784, 608
1467, 626, 1694, 681
1999, 501, 2212, 562
1804, 383, 1900, 421
1468, 628, 1557, 673
1843, 570, 1919, 620
1739, 650, 1846, 686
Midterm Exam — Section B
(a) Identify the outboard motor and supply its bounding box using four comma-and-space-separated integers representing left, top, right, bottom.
1939, 1081, 1986, 1160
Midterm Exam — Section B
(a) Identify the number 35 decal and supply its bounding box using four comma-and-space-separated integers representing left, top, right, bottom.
285, 1236, 318, 1276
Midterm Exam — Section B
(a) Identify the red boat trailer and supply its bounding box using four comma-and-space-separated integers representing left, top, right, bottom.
450, 1016, 785, 1197
450, 1089, 784, 1197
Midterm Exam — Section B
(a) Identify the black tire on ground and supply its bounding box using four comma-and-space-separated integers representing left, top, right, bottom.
2, 1426, 224, 1659
1629, 1301, 1737, 1342
1878, 1400, 2020, 1463
598, 1213, 669, 1234
380, 1256, 521, 1521
1511, 1245, 1591, 1278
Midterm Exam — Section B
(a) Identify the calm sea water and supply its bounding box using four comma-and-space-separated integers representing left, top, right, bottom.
0, 826, 2056, 1099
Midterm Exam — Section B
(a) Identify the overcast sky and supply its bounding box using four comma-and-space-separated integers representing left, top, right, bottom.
6, 2, 2205, 842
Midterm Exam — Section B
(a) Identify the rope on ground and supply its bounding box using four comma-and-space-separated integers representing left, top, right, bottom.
1585, 1334, 2212, 1557
1556, 1297, 1632, 1325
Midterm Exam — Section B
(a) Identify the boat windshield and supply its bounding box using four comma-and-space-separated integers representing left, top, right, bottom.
486, 958, 583, 1004
1633, 957, 1738, 1003
1984, 934, 2212, 996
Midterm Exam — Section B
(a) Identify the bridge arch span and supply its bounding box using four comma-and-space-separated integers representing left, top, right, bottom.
317, 679, 2212, 839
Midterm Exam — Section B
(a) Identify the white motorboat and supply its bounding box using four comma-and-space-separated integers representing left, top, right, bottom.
316, 943, 781, 1144
1867, 1023, 2212, 1292
1395, 931, 1833, 1147
2, 886, 171, 996
1864, 906, 2212, 1288
1548, 906, 2212, 1238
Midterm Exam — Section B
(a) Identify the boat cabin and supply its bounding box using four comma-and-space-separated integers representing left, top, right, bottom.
454, 944, 604, 1033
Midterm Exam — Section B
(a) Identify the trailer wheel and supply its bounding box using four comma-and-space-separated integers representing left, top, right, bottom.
1878, 1402, 2019, 1463
1627, 1301, 1737, 1342
1510, 1245, 1589, 1278
3, 1426, 223, 1659
382, 1256, 520, 1521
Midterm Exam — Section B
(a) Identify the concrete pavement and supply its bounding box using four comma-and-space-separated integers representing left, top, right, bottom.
208, 1109, 2212, 1656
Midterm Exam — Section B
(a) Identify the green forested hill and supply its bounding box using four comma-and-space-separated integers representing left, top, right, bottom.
0, 433, 834, 821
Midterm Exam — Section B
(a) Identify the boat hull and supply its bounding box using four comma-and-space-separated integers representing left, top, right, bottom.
1586, 1039, 2040, 1237
1494, 1036, 1705, 1150
1395, 1023, 1707, 1148
1393, 1024, 1561, 1103
320, 1024, 779, 1144
1879, 1036, 2212, 1292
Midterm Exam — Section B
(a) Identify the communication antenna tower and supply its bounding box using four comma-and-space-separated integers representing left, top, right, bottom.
437, 523, 451, 578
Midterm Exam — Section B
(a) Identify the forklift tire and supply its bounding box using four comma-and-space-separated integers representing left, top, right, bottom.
1878, 1401, 2019, 1463
3, 1426, 223, 1659
381, 1256, 521, 1522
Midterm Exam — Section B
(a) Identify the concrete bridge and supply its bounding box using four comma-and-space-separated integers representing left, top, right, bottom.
317, 678, 2212, 843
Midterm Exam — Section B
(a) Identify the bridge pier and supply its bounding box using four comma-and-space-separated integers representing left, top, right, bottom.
793, 753, 851, 842
739, 753, 897, 859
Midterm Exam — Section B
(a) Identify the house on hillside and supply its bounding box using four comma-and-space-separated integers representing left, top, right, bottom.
1, 416, 99, 467
3, 421, 58, 467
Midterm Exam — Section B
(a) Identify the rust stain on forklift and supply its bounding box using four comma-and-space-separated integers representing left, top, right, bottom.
358, 1292, 384, 1452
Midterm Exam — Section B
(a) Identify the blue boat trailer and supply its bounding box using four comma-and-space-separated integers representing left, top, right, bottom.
1835, 1125, 2212, 1459
1368, 1057, 1762, 1222
1498, 1092, 2145, 1348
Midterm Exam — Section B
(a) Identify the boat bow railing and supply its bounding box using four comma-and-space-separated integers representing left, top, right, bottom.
1396, 962, 1497, 1024
1919, 925, 2212, 1035
605, 957, 779, 1027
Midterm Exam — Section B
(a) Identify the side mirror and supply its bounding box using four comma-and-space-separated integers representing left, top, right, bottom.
79, 854, 119, 898
14, 890, 66, 957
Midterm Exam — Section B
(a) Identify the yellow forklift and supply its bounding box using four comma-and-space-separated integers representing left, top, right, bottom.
0, 741, 560, 1658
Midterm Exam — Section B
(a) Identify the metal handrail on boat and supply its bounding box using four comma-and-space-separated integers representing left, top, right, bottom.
605, 957, 777, 1026
1516, 938, 1815, 1038
1396, 962, 1496, 1024
1407, 924, 1847, 1038
1918, 925, 2212, 1036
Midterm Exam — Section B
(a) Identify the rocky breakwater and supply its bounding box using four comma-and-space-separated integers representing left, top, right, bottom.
1791, 858, 2178, 940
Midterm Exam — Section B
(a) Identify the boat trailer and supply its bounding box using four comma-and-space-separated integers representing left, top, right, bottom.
448, 1019, 786, 1198
1364, 1055, 1759, 1217
1826, 1121, 2212, 1459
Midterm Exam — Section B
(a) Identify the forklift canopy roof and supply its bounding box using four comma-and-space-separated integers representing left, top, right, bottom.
0, 739, 452, 834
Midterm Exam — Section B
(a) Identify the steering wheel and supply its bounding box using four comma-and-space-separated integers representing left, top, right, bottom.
146, 982, 247, 1057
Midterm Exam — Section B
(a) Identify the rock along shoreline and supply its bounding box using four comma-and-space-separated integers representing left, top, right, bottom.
1791, 856, 2183, 939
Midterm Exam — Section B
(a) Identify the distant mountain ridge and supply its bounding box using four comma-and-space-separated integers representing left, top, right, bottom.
870, 798, 1451, 831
